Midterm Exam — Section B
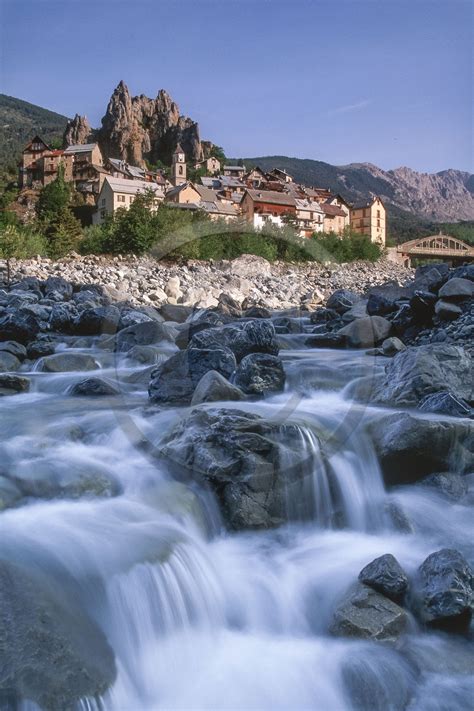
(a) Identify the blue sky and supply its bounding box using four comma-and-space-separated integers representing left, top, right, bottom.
1, 0, 472, 173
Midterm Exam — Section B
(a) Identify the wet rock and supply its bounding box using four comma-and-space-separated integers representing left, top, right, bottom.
0, 341, 27, 361
0, 312, 40, 344
234, 353, 286, 395
358, 554, 409, 603
72, 305, 120, 335
419, 472, 468, 501
244, 306, 272, 319
149, 347, 236, 405
39, 352, 99, 373
339, 316, 391, 348
159, 303, 193, 323
326, 289, 360, 314
329, 583, 408, 642
382, 336, 406, 356
0, 351, 21, 372
368, 412, 473, 485
126, 345, 165, 365
418, 391, 472, 418
69, 377, 120, 397
44, 276, 73, 300
49, 302, 77, 332
438, 277, 474, 300
414, 548, 473, 633
26, 340, 56, 360
367, 284, 409, 316
409, 291, 437, 323
435, 300, 463, 321
160, 407, 316, 530
113, 320, 174, 352
0, 374, 30, 396
305, 332, 346, 348
0, 559, 116, 710
0, 476, 22, 510
191, 370, 246, 405
373, 345, 472, 407
117, 309, 154, 330
191, 319, 279, 362
309, 307, 339, 324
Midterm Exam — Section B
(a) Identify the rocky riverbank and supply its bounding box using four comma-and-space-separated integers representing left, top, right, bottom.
3, 253, 413, 310
0, 256, 472, 709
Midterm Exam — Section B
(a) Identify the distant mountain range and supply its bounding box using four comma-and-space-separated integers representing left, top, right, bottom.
1, 92, 473, 239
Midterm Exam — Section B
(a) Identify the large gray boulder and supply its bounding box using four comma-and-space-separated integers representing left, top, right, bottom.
149, 347, 236, 405
234, 353, 286, 395
358, 554, 409, 603
0, 351, 20, 372
326, 289, 360, 314
69, 377, 120, 397
435, 300, 462, 320
191, 370, 245, 406
159, 407, 316, 530
438, 277, 474, 300
0, 559, 116, 710
368, 412, 473, 485
414, 549, 473, 633
111, 320, 174, 351
39, 352, 99, 373
0, 374, 30, 396
0, 312, 40, 344
373, 345, 473, 407
329, 583, 408, 642
190, 319, 279, 362
339, 316, 391, 348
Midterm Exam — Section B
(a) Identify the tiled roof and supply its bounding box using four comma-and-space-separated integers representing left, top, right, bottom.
104, 176, 163, 195
322, 204, 347, 217
245, 189, 296, 207
64, 143, 98, 154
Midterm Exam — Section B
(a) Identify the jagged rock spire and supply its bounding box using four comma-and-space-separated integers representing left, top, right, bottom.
63, 114, 93, 146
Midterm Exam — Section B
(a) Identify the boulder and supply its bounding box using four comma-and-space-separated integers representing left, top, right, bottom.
418, 391, 472, 418
435, 300, 463, 320
326, 289, 360, 314
191, 370, 246, 405
149, 347, 236, 405
329, 583, 408, 642
382, 337, 406, 356
414, 549, 473, 633
160, 407, 316, 530
44, 276, 73, 300
309, 307, 339, 324
358, 554, 409, 603
49, 303, 77, 332
0, 351, 20, 372
69, 377, 120, 397
72, 306, 120, 336
0, 559, 116, 710
419, 472, 468, 501
0, 374, 30, 396
244, 306, 272, 319
305, 333, 346, 348
159, 303, 193, 323
113, 320, 174, 352
368, 412, 473, 485
339, 316, 391, 348
409, 291, 437, 324
0, 341, 27, 361
0, 312, 40, 344
367, 284, 409, 316
229, 254, 272, 277
26, 340, 56, 360
39, 353, 99, 373
438, 277, 474, 300
191, 319, 279, 362
234, 353, 286, 395
164, 276, 182, 300
373, 345, 473, 407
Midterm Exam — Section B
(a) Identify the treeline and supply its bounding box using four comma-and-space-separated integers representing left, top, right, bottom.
1, 171, 382, 264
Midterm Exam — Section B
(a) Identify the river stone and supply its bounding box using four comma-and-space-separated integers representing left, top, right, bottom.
191, 370, 246, 405
367, 284, 409, 316
309, 307, 339, 324
435, 300, 463, 320
113, 320, 174, 351
39, 352, 99, 373
0, 559, 116, 710
0, 341, 27, 361
69, 377, 120, 397
26, 340, 56, 360
373, 344, 473, 407
438, 277, 474, 300
0, 312, 40, 344
409, 290, 437, 323
44, 275, 73, 300
191, 319, 279, 362
244, 306, 272, 319
338, 316, 392, 348
0, 351, 20, 372
414, 549, 474, 633
159, 303, 193, 323
368, 412, 474, 485
160, 407, 317, 530
419, 472, 468, 501
234, 352, 286, 395
72, 305, 121, 336
305, 332, 346, 348
418, 391, 472, 418
0, 374, 30, 396
329, 582, 408, 642
382, 337, 406, 356
358, 554, 409, 603
49, 302, 78, 332
326, 289, 360, 314
149, 347, 237, 405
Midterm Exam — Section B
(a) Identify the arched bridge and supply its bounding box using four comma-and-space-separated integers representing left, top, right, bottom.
396, 233, 474, 267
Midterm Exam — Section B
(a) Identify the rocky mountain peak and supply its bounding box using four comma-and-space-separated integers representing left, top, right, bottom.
63, 114, 93, 146
97, 81, 210, 167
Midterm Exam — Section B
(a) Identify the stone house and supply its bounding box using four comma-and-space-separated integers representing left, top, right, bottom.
223, 165, 246, 179
37, 150, 74, 186
321, 203, 348, 234
350, 196, 386, 245
194, 156, 221, 174
93, 176, 164, 225
295, 198, 325, 237
241, 189, 296, 230
63, 143, 104, 167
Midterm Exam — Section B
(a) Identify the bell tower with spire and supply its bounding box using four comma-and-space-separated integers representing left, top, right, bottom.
171, 144, 186, 186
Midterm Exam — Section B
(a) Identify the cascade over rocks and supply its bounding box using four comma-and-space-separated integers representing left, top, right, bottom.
0, 559, 116, 710
190, 370, 246, 406
159, 407, 317, 530
234, 352, 286, 395
338, 315, 392, 348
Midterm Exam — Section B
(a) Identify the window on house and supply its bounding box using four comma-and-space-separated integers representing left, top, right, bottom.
101, 198, 106, 206
179, 166, 183, 175
377, 210, 381, 218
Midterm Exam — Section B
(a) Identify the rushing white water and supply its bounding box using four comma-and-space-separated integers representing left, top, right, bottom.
2, 339, 473, 711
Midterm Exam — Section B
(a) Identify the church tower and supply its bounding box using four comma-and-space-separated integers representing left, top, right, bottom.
171, 144, 187, 186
